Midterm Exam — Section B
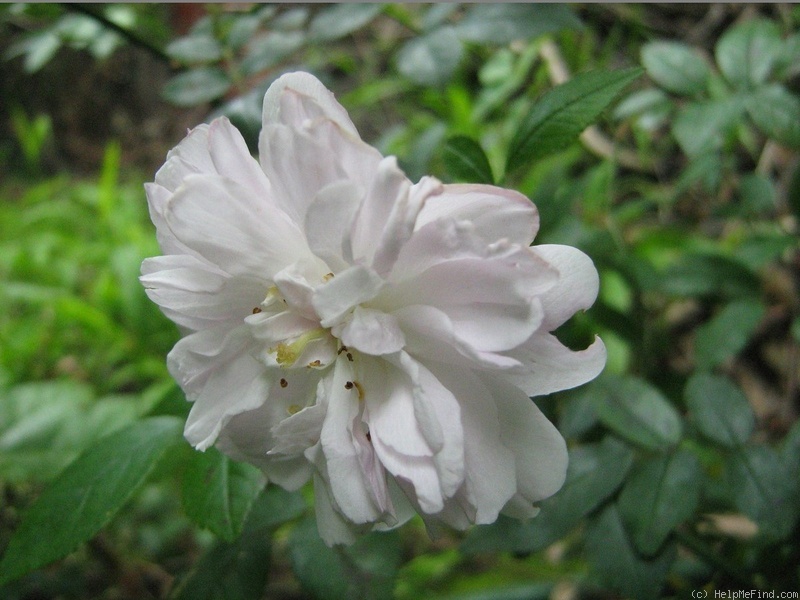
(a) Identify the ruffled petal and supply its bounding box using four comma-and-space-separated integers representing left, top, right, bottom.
507, 333, 607, 397
305, 180, 363, 271
339, 307, 405, 356
154, 124, 213, 192
530, 244, 601, 330
163, 174, 311, 279
416, 184, 539, 246
207, 117, 272, 199
313, 264, 385, 327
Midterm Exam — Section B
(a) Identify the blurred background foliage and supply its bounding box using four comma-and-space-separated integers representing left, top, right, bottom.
0, 3, 799, 599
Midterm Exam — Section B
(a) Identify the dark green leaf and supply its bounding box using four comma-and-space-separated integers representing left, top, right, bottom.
685, 373, 755, 449
442, 136, 494, 184
456, 4, 581, 45
166, 34, 222, 64
182, 447, 266, 542
0, 417, 182, 586
308, 4, 383, 42
396, 26, 463, 86
641, 41, 710, 95
745, 84, 800, 148
733, 173, 777, 216
672, 98, 745, 157
694, 300, 765, 370
162, 67, 231, 107
289, 517, 403, 600
659, 252, 760, 299
585, 505, 676, 600
462, 436, 633, 554
506, 68, 642, 174
618, 449, 702, 556
593, 375, 682, 451
171, 489, 291, 600
726, 445, 798, 540
715, 19, 782, 89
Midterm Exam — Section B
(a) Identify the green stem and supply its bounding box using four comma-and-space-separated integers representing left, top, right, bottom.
64, 4, 171, 64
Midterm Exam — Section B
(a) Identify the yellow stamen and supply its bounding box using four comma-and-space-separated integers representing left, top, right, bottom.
273, 328, 327, 367
287, 404, 302, 415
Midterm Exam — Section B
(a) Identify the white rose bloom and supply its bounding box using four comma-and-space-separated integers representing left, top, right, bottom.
141, 72, 606, 545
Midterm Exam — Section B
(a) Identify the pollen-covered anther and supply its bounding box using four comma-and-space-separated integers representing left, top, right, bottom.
287, 404, 301, 415
323, 272, 334, 282
307, 359, 322, 368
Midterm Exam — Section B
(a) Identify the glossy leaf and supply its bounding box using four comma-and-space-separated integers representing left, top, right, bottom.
182, 447, 266, 542
726, 445, 798, 540
672, 98, 745, 157
715, 19, 782, 89
585, 505, 676, 600
308, 4, 383, 41
166, 34, 222, 64
618, 449, 703, 555
456, 3, 581, 45
396, 26, 463, 86
593, 375, 682, 451
506, 68, 642, 174
442, 135, 494, 184
694, 299, 765, 370
289, 517, 403, 600
0, 417, 182, 586
162, 67, 232, 107
745, 84, 800, 148
641, 41, 710, 95
685, 373, 755, 448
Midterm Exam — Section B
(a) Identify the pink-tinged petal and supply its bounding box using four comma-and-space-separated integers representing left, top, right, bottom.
488, 376, 568, 503
183, 351, 270, 450
431, 365, 516, 524
305, 180, 363, 271
262, 72, 359, 136
164, 174, 310, 279
313, 265, 385, 327
270, 402, 327, 456
259, 121, 381, 229
312, 472, 360, 546
207, 117, 272, 198
339, 307, 405, 356
320, 358, 385, 524
154, 124, 213, 191
416, 184, 539, 245
383, 248, 556, 353
141, 255, 266, 328
273, 260, 330, 321
529, 244, 601, 329
145, 183, 198, 257
508, 333, 607, 397
246, 310, 319, 346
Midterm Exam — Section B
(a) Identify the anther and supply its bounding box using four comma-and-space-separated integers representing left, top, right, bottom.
346, 352, 354, 362
287, 404, 301, 415
279, 378, 288, 388
252, 307, 262, 314
344, 381, 354, 390
323, 272, 335, 282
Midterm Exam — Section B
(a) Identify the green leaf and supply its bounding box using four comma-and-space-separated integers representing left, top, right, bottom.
641, 41, 710, 96
289, 517, 403, 600
442, 136, 494, 184
694, 300, 765, 370
162, 67, 231, 107
506, 68, 642, 175
462, 436, 633, 555
308, 4, 383, 42
396, 26, 464, 86
166, 34, 222, 63
585, 505, 676, 600
240, 31, 305, 76
172, 487, 304, 600
685, 373, 755, 449
672, 98, 746, 157
593, 375, 682, 451
659, 252, 760, 299
733, 172, 777, 217
618, 449, 702, 556
456, 4, 581, 45
0, 417, 182, 586
182, 447, 266, 542
715, 19, 782, 89
726, 445, 798, 540
745, 84, 800, 148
